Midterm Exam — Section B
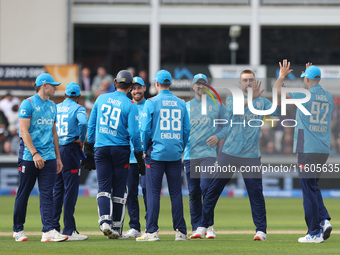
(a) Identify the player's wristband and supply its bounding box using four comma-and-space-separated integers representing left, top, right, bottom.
32, 151, 39, 158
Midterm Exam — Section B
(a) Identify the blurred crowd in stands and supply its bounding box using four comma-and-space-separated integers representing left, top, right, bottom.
0, 92, 21, 155
1, 65, 339, 156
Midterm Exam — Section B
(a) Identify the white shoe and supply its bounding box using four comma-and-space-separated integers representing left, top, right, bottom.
321, 219, 332, 241
41, 229, 68, 242
124, 228, 142, 238
206, 226, 216, 239
67, 231, 88, 241
175, 229, 189, 241
254, 231, 267, 241
136, 232, 160, 242
13, 231, 28, 242
118, 234, 129, 239
190, 227, 206, 239
101, 223, 119, 239
298, 232, 324, 243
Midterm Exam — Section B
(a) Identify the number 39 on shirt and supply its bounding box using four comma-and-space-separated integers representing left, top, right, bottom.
100, 104, 121, 129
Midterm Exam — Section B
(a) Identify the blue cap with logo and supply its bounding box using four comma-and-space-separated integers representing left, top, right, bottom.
193, 73, 208, 84
35, 73, 61, 87
152, 70, 172, 85
133, 76, 145, 86
65, 82, 81, 96
300, 66, 321, 80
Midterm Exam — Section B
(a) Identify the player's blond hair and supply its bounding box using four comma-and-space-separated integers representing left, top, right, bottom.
240, 69, 255, 78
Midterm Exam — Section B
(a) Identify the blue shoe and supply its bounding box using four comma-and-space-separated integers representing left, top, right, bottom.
321, 219, 332, 241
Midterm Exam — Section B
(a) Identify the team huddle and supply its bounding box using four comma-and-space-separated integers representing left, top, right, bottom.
12, 59, 334, 244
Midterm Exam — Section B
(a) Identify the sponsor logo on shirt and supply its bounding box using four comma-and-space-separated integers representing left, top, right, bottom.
190, 117, 211, 125
37, 117, 54, 125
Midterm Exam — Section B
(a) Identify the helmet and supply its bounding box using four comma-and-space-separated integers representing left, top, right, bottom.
115, 70, 133, 84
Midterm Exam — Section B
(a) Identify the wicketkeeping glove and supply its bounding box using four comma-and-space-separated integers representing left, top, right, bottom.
81, 142, 96, 171
134, 150, 146, 176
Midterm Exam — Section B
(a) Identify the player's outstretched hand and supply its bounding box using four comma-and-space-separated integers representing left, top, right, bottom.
252, 80, 264, 99
134, 150, 146, 176
81, 142, 96, 171
300, 62, 313, 76
279, 59, 293, 78
305, 62, 313, 69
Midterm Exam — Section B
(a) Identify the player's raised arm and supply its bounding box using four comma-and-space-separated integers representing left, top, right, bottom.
273, 59, 293, 102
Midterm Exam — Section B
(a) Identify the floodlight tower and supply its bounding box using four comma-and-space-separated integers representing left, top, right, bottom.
229, 25, 242, 65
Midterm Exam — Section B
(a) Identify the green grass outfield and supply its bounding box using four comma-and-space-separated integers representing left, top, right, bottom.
0, 196, 339, 255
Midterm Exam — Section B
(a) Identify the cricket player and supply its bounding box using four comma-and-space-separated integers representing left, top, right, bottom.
84, 70, 144, 239
183, 73, 228, 239
283, 62, 334, 243
53, 82, 88, 241
194, 67, 284, 241
123, 76, 148, 238
136, 70, 190, 241
13, 73, 68, 242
